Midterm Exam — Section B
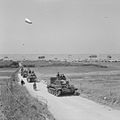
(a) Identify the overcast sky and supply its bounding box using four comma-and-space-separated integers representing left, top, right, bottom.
0, 0, 120, 54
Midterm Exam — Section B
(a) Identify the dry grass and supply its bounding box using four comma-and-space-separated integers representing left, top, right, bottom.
71, 73, 120, 109
0, 70, 55, 120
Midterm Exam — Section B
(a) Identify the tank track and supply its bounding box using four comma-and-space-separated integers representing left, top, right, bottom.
48, 87, 61, 97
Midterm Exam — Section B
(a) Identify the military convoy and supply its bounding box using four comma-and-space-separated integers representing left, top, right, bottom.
47, 73, 78, 96
20, 67, 78, 97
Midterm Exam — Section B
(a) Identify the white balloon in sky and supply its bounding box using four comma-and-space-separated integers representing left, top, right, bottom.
25, 18, 32, 24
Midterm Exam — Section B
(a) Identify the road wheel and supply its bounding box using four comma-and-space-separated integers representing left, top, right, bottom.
53, 90, 55, 95
48, 89, 51, 94
72, 91, 75, 95
27, 78, 30, 82
52, 90, 54, 95
48, 88, 50, 93
54, 90, 56, 96
54, 91, 57, 96
50, 90, 52, 94
56, 90, 61, 97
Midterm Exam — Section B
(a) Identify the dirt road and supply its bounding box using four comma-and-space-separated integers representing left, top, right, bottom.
18, 74, 120, 120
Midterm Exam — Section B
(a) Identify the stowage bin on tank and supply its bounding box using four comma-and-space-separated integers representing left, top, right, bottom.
47, 74, 78, 97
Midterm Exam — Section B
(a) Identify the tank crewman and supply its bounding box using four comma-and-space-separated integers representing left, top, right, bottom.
32, 71, 37, 79
33, 82, 37, 90
21, 79, 25, 86
57, 72, 60, 78
60, 79, 66, 85
66, 80, 69, 87
28, 69, 31, 74
57, 72, 61, 80
62, 74, 66, 80
31, 71, 35, 75
21, 67, 24, 75
21, 67, 24, 72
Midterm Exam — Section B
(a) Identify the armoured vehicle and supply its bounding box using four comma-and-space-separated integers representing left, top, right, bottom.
47, 74, 78, 96
21, 69, 28, 78
27, 71, 37, 83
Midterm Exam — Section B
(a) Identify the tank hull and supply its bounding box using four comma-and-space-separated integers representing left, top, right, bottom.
47, 85, 77, 96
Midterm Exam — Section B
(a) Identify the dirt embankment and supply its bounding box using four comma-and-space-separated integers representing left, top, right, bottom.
0, 70, 55, 120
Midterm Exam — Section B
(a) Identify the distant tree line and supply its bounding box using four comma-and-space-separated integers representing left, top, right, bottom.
0, 61, 19, 68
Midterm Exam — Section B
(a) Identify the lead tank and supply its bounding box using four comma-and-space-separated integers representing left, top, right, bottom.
47, 74, 78, 96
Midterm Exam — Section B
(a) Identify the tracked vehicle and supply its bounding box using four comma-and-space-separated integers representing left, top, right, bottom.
21, 69, 28, 78
27, 71, 37, 83
47, 74, 78, 96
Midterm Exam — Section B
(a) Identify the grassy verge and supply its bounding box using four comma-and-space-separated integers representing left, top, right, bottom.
72, 74, 120, 109
0, 70, 55, 120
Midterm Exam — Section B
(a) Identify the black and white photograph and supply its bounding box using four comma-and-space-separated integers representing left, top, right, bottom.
1, 0, 120, 120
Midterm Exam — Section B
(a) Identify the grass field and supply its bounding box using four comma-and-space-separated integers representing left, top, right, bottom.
31, 62, 120, 80
31, 63, 120, 109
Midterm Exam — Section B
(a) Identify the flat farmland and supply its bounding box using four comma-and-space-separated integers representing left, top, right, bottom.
31, 63, 120, 109
31, 63, 120, 80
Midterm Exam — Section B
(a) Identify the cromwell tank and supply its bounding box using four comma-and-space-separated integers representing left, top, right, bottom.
47, 74, 78, 96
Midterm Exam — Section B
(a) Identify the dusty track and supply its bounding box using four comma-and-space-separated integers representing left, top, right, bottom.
18, 74, 120, 120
